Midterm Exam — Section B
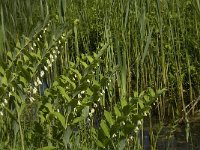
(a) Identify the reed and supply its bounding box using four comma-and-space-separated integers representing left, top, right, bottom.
0, 0, 200, 149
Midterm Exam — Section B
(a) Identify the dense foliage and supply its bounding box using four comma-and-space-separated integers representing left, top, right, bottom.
0, 0, 199, 149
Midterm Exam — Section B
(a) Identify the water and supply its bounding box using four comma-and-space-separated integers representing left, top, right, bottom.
142, 117, 200, 150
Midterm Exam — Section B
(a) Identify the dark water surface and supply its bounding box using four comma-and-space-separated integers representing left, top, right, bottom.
142, 117, 200, 150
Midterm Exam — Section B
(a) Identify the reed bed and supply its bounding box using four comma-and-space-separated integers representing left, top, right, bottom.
0, 0, 200, 149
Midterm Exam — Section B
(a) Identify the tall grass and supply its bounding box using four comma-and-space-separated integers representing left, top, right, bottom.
0, 0, 200, 149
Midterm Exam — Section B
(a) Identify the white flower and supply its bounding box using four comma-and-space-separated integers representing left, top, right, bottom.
8, 92, 12, 97
58, 40, 61, 44
98, 98, 101, 101
0, 111, 3, 116
39, 35, 42, 38
31, 47, 34, 50
78, 100, 81, 105
51, 58, 55, 62
4, 99, 8, 104
50, 54, 53, 60
47, 59, 52, 67
12, 87, 14, 92
44, 66, 48, 71
130, 136, 133, 140
33, 43, 36, 47
37, 38, 40, 41
134, 126, 139, 133
112, 134, 117, 138
37, 77, 42, 85
122, 121, 125, 125
57, 109, 60, 113
33, 87, 37, 94
87, 79, 90, 83
94, 103, 98, 108
29, 97, 35, 102
55, 46, 58, 50
72, 77, 75, 81
137, 120, 142, 126
144, 111, 148, 116
34, 81, 38, 87
78, 94, 82, 98
40, 70, 45, 77
1, 103, 5, 107
81, 91, 85, 94
53, 50, 56, 54
102, 89, 105, 94
87, 118, 91, 122
58, 51, 60, 54
54, 55, 57, 59
91, 108, 95, 114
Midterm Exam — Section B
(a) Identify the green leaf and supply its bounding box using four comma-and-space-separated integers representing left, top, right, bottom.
53, 112, 66, 129
100, 120, 110, 138
70, 68, 82, 79
37, 146, 56, 150
114, 105, 121, 117
80, 60, 88, 68
60, 75, 76, 89
45, 103, 54, 113
12, 120, 19, 136
118, 139, 126, 150
19, 102, 26, 117
104, 110, 114, 126
156, 88, 167, 95
141, 28, 153, 64
82, 106, 89, 118
120, 97, 127, 108
7, 51, 13, 60
144, 95, 149, 102
96, 139, 105, 148
86, 55, 94, 63
63, 127, 72, 148
19, 76, 27, 86
148, 88, 155, 97
133, 91, 138, 97
1, 75, 7, 86
3, 106, 17, 121
138, 99, 144, 109
0, 66, 5, 75
57, 86, 71, 102
72, 117, 84, 124
86, 88, 93, 96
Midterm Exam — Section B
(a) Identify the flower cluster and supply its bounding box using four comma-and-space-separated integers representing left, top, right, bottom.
0, 99, 8, 116
134, 119, 143, 133
45, 46, 60, 70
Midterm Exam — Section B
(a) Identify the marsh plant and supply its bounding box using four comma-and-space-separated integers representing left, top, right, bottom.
0, 24, 163, 149
0, 0, 200, 149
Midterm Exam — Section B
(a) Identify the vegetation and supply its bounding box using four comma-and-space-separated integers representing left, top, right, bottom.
0, 0, 199, 149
